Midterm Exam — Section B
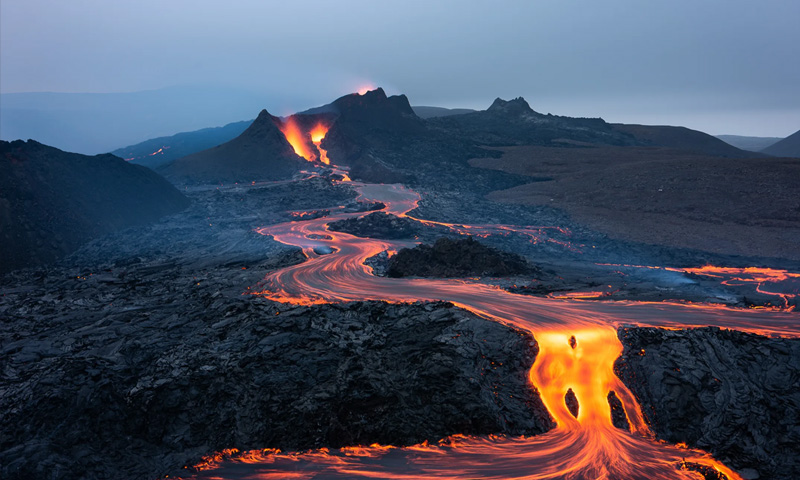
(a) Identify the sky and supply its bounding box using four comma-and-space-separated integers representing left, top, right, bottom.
2, 0, 799, 139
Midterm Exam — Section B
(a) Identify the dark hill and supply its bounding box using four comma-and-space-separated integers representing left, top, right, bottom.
111, 119, 253, 169
326, 88, 423, 134
320, 88, 426, 182
387, 237, 535, 278
611, 124, 751, 158
762, 128, 800, 157
0, 140, 189, 273
159, 109, 306, 184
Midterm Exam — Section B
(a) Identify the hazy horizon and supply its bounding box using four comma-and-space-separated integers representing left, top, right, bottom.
2, 0, 799, 149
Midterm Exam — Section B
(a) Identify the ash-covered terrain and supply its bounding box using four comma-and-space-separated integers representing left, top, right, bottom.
2, 87, 799, 480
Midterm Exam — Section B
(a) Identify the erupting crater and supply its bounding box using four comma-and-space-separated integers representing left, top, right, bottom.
279, 116, 331, 164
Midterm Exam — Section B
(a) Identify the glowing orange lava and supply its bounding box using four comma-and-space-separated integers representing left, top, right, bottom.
309, 122, 330, 164
279, 117, 333, 165
357, 84, 375, 95
599, 263, 799, 310
177, 181, 800, 480
279, 116, 315, 161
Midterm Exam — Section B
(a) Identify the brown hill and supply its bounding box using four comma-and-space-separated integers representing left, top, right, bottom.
611, 124, 750, 158
761, 128, 800, 157
0, 140, 189, 272
472, 145, 800, 260
159, 109, 306, 184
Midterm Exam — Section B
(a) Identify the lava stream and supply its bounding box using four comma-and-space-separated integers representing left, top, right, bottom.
182, 181, 799, 479
279, 116, 331, 164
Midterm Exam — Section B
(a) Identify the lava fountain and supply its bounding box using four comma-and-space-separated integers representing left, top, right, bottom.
310, 122, 331, 164
279, 116, 332, 165
278, 116, 315, 161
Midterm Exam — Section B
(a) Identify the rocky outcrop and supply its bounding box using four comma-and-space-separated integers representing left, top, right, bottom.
0, 140, 190, 273
1, 261, 552, 480
615, 326, 800, 480
328, 212, 431, 239
387, 237, 536, 278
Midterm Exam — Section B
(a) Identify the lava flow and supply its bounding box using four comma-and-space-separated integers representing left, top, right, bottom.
310, 123, 331, 164
180, 181, 800, 480
279, 116, 331, 164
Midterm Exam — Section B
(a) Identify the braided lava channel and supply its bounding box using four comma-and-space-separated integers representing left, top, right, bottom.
181, 181, 800, 480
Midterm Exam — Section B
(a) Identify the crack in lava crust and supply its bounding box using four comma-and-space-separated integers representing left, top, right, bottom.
184, 182, 800, 480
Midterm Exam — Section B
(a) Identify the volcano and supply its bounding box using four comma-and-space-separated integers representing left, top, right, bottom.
159, 109, 307, 184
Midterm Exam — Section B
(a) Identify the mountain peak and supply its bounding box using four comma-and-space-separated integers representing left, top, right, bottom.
487, 97, 535, 115
329, 87, 420, 126
240, 108, 284, 138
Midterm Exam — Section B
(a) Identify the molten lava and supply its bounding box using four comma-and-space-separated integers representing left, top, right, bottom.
279, 117, 332, 165
309, 122, 330, 165
279, 116, 314, 161
177, 181, 800, 480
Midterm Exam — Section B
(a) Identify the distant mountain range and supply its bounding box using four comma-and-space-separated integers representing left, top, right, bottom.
715, 134, 782, 152
113, 120, 253, 169
116, 94, 762, 185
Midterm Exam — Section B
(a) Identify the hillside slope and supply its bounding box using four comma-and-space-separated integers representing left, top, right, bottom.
762, 128, 800, 157
0, 140, 189, 272
159, 109, 306, 184
112, 120, 253, 168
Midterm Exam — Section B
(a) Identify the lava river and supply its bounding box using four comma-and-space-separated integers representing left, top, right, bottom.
180, 181, 800, 480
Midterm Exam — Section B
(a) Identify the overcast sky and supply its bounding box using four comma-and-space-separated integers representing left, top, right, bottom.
2, 0, 799, 136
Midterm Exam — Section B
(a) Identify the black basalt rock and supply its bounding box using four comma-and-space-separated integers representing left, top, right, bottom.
615, 326, 800, 480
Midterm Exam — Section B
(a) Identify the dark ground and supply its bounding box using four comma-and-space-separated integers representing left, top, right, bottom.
472, 145, 800, 261
1, 171, 798, 479
616, 327, 800, 480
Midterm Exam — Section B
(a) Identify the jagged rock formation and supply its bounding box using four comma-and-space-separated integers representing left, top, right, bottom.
159, 109, 306, 184
427, 96, 637, 147
615, 326, 800, 480
387, 236, 536, 278
0, 268, 552, 480
318, 88, 425, 183
0, 140, 189, 273
761, 128, 800, 157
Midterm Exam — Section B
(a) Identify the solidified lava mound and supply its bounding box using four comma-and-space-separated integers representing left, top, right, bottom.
615, 326, 800, 480
387, 236, 536, 278
328, 211, 425, 239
